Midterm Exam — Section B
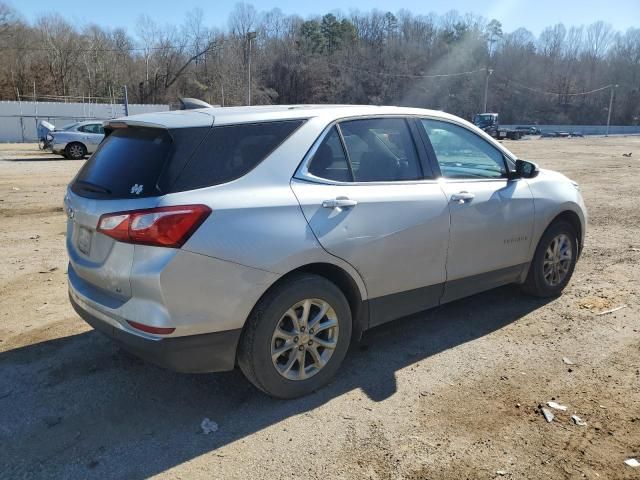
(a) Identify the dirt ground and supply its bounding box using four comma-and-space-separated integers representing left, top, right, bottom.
0, 137, 638, 479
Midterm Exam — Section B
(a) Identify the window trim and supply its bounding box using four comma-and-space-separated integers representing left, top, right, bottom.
417, 116, 517, 183
294, 115, 435, 186
334, 124, 356, 182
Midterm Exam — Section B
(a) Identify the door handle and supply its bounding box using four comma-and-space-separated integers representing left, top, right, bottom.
322, 197, 358, 209
450, 191, 475, 204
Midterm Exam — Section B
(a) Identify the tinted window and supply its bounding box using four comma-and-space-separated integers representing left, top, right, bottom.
171, 120, 304, 191
79, 123, 103, 134
307, 127, 352, 182
339, 118, 421, 182
72, 128, 173, 199
421, 119, 506, 179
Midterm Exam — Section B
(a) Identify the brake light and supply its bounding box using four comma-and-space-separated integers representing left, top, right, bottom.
97, 204, 211, 248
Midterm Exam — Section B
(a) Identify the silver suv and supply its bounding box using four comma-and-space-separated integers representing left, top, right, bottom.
65, 105, 586, 398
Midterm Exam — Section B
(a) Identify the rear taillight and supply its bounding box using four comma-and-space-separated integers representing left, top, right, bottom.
127, 321, 175, 335
97, 204, 211, 248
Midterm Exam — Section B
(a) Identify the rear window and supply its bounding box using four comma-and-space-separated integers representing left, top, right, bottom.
170, 120, 304, 191
71, 120, 303, 199
71, 128, 174, 199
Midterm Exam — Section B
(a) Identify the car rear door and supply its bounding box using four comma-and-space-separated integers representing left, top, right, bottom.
291, 117, 450, 326
79, 123, 104, 152
418, 118, 534, 302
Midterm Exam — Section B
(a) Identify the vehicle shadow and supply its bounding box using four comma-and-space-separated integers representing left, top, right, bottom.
2, 156, 77, 162
0, 285, 550, 478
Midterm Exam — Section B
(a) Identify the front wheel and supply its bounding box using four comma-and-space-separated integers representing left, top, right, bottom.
521, 220, 578, 297
237, 274, 352, 399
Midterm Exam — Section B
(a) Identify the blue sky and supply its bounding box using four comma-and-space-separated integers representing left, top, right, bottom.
14, 0, 640, 36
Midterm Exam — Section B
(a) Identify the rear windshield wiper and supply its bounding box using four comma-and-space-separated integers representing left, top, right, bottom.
75, 180, 111, 195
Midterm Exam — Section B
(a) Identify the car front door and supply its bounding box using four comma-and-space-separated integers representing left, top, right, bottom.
418, 118, 535, 303
291, 117, 451, 326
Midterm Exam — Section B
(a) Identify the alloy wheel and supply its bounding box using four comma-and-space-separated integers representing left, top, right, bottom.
69, 144, 84, 158
543, 233, 573, 287
270, 298, 339, 381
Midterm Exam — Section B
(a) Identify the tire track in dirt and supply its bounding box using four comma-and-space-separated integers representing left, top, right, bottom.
0, 206, 64, 217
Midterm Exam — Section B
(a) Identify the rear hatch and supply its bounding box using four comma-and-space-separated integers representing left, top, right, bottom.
65, 124, 210, 300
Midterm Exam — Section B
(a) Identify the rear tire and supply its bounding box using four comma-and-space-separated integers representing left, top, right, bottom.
237, 274, 352, 399
65, 142, 86, 160
521, 220, 578, 297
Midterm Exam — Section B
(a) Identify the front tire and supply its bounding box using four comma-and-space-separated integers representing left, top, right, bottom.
521, 220, 578, 297
65, 142, 86, 160
238, 274, 352, 399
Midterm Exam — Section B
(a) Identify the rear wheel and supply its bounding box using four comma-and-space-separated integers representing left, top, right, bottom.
521, 220, 578, 297
238, 274, 352, 399
65, 142, 86, 160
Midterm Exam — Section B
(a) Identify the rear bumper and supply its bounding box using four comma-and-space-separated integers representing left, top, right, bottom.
69, 291, 241, 373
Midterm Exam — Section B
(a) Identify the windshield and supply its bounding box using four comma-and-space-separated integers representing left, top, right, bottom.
473, 115, 495, 128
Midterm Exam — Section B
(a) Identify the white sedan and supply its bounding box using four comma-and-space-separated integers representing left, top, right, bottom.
48, 121, 105, 159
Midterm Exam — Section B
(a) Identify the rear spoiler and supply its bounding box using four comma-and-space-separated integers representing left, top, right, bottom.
103, 106, 215, 137
179, 98, 213, 110
102, 120, 168, 138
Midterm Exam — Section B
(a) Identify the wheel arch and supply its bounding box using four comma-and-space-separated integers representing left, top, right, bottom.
244, 262, 369, 343
548, 210, 584, 257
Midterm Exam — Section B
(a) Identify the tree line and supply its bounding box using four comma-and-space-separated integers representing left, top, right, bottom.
1, 2, 639, 125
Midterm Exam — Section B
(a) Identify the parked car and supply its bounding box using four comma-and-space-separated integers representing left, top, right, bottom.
65, 105, 586, 398
515, 126, 542, 135
48, 120, 105, 159
540, 130, 570, 138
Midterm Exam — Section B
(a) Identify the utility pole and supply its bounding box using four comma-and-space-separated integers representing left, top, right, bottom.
483, 68, 494, 113
605, 84, 618, 137
246, 31, 256, 106
123, 85, 129, 116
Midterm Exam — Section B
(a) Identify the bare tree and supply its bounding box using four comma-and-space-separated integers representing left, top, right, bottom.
0, 2, 638, 126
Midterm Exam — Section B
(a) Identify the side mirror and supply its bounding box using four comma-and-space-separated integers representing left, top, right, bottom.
514, 159, 539, 179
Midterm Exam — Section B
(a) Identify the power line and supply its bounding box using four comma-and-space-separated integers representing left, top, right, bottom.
327, 63, 487, 79
495, 74, 613, 96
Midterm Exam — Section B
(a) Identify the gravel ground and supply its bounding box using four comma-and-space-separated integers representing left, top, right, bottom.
0, 137, 638, 479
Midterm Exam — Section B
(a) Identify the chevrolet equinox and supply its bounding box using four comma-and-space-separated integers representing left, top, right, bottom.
65, 105, 586, 398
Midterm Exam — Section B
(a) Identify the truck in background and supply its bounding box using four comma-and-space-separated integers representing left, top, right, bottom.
473, 113, 523, 140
